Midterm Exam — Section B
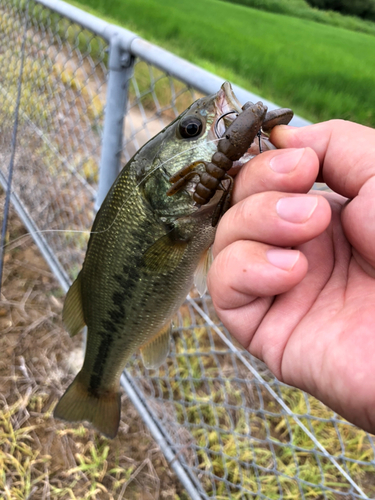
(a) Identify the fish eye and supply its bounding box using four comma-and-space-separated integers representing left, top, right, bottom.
179, 116, 203, 139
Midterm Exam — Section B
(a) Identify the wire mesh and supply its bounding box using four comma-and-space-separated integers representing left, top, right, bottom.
0, 0, 107, 281
1, 1, 375, 499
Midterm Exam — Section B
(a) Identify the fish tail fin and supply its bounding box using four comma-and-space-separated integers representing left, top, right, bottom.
54, 375, 121, 439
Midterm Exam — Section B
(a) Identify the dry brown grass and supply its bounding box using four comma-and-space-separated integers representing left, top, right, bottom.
0, 195, 185, 500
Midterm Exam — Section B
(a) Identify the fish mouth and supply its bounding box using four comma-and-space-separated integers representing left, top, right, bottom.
212, 82, 244, 139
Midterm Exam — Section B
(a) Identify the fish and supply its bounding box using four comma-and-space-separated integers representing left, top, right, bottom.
54, 82, 266, 438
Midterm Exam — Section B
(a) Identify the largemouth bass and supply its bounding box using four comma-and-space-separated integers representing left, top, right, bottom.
54, 82, 267, 438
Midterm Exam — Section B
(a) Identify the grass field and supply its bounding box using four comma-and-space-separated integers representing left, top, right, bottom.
69, 0, 375, 127
221, 0, 375, 35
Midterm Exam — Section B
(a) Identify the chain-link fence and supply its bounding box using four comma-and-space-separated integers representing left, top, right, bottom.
1, 0, 375, 498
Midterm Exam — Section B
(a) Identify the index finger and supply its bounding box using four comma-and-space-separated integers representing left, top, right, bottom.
271, 120, 375, 199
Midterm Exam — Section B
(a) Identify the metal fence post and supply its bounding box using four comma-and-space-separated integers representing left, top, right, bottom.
95, 33, 135, 211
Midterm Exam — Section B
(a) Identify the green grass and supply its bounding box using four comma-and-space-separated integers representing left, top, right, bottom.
221, 0, 375, 35
66, 0, 375, 127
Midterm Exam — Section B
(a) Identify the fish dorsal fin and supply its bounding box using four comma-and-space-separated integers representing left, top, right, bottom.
143, 230, 188, 273
194, 246, 213, 297
140, 321, 172, 370
62, 273, 86, 337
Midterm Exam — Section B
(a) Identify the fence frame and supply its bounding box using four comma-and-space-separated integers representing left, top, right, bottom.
2, 1, 372, 498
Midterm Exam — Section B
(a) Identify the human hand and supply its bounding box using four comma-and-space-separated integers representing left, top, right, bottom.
207, 120, 375, 433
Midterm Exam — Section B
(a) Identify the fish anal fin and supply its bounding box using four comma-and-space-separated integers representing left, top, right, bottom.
54, 375, 121, 439
194, 246, 213, 297
140, 322, 172, 370
62, 274, 86, 337
143, 230, 188, 273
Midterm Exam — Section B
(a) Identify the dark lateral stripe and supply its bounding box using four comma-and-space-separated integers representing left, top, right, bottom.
109, 305, 125, 322
89, 331, 114, 393
88, 255, 146, 393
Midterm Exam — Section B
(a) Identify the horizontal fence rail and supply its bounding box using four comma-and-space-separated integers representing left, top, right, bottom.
1, 0, 375, 498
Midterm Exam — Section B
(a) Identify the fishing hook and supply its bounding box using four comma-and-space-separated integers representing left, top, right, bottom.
214, 110, 238, 138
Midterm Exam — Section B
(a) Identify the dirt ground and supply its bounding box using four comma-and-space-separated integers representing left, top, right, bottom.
0, 194, 186, 500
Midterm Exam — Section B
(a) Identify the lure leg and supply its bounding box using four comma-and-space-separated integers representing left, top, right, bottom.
166, 170, 202, 196
211, 174, 234, 227
262, 108, 293, 134
169, 160, 207, 184
167, 160, 208, 197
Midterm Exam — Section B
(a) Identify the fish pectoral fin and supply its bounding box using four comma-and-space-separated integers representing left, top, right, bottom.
194, 246, 213, 297
62, 273, 86, 337
140, 321, 172, 370
142, 230, 188, 273
54, 374, 121, 439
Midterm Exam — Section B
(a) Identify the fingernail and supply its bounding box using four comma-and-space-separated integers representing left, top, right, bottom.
277, 196, 318, 223
267, 249, 300, 270
269, 149, 304, 173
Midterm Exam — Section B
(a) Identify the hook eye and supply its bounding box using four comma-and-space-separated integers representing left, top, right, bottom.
214, 110, 238, 138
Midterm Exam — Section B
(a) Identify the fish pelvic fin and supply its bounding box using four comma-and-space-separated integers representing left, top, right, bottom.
194, 246, 213, 297
62, 273, 86, 337
140, 321, 172, 370
54, 375, 121, 439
